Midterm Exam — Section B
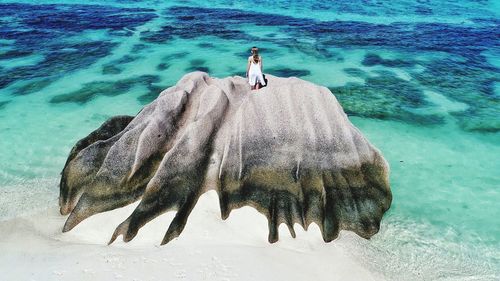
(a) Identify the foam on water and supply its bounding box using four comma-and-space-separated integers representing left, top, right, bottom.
0, 0, 499, 279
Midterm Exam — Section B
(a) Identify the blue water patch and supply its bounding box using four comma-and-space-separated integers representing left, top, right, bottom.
101, 55, 142, 75
343, 68, 369, 79
331, 72, 445, 125
137, 84, 172, 104
235, 47, 279, 59
185, 58, 210, 73
0, 50, 32, 60
2, 3, 498, 131
0, 100, 9, 109
147, 5, 500, 131
362, 53, 417, 68
156, 63, 170, 71
12, 78, 55, 96
0, 41, 119, 91
0, 3, 156, 32
0, 3, 157, 91
266, 67, 311, 77
160, 6, 500, 58
411, 57, 500, 132
50, 75, 161, 104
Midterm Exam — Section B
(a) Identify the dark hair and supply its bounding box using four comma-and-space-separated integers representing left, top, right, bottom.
251, 47, 259, 63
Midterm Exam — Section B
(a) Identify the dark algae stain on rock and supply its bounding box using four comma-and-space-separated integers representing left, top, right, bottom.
59, 72, 391, 245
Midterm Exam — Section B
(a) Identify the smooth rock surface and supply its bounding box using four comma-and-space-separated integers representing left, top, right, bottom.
59, 72, 392, 245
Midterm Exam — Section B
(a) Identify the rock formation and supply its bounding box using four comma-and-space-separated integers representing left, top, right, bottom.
59, 72, 392, 245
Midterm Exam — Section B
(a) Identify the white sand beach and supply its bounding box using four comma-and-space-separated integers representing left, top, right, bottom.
0, 191, 382, 281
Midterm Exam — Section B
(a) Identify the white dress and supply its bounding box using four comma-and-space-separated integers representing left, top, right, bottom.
248, 56, 266, 86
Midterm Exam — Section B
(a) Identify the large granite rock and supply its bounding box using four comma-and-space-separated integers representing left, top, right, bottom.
59, 72, 392, 245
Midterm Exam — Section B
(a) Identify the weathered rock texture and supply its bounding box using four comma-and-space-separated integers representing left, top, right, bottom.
59, 72, 392, 245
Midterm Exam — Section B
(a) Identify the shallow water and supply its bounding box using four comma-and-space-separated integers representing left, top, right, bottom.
0, 0, 499, 279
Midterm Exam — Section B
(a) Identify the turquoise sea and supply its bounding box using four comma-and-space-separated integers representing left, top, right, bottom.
0, 0, 499, 279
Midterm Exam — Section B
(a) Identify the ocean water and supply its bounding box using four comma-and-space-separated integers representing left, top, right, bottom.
0, 0, 499, 279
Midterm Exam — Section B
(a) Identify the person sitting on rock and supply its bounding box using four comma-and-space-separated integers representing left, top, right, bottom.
246, 46, 266, 90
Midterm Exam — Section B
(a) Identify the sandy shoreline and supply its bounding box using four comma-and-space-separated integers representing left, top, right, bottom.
0, 191, 383, 281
